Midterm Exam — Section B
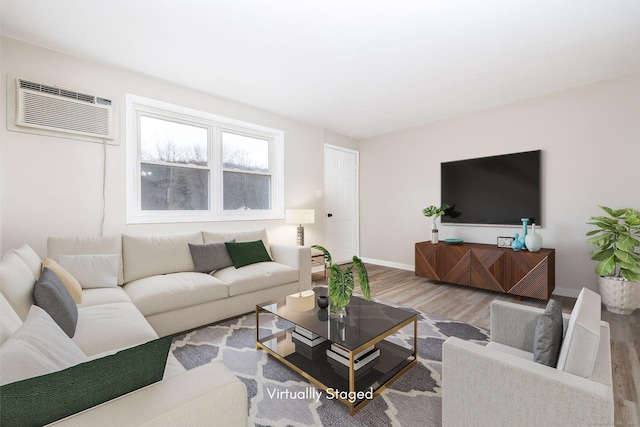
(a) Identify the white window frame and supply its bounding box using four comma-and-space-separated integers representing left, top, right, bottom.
126, 94, 284, 224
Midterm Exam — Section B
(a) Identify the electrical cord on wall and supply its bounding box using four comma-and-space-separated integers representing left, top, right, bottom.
100, 139, 107, 237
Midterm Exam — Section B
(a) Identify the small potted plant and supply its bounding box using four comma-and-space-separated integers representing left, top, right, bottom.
586, 206, 640, 314
423, 204, 449, 243
311, 245, 371, 318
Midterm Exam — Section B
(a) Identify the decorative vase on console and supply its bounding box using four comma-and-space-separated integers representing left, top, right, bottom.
520, 218, 529, 250
525, 223, 543, 252
511, 233, 524, 251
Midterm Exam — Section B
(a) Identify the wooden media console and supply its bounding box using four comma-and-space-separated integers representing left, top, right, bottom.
415, 241, 555, 300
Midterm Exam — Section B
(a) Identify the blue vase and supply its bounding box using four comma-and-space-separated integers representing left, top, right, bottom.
511, 233, 523, 251
520, 218, 529, 250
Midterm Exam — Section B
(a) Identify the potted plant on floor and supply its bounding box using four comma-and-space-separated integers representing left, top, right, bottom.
311, 245, 371, 318
586, 205, 640, 314
423, 204, 449, 243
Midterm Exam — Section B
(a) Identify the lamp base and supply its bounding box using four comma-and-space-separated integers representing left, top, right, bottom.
296, 225, 305, 246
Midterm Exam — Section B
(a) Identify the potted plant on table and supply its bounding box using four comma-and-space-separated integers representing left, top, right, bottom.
311, 245, 371, 318
422, 204, 449, 244
586, 205, 640, 314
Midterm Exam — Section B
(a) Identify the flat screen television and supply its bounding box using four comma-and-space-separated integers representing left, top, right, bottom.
441, 150, 541, 226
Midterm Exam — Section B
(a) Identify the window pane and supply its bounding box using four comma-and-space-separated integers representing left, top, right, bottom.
222, 132, 269, 172
141, 164, 208, 210
140, 116, 208, 166
223, 171, 271, 210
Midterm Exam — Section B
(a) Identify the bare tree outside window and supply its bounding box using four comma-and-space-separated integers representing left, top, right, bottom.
222, 132, 271, 210
140, 116, 209, 210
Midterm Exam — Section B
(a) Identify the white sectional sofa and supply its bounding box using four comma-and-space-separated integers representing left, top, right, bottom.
1, 229, 311, 425
47, 229, 312, 337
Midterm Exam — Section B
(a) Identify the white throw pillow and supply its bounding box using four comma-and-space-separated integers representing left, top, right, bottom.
58, 254, 119, 288
556, 287, 601, 378
0, 305, 87, 385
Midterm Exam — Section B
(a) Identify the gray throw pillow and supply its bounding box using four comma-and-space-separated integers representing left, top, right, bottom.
533, 299, 563, 367
33, 268, 78, 338
189, 240, 235, 273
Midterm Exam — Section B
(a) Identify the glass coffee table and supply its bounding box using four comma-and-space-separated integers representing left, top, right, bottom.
255, 288, 417, 415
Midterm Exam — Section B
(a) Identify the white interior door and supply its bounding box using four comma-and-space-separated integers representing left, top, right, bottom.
324, 145, 359, 264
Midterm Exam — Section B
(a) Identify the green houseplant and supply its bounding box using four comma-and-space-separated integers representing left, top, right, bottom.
586, 205, 640, 314
311, 245, 370, 317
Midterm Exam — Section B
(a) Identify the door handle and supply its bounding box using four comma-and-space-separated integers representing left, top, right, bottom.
327, 213, 333, 218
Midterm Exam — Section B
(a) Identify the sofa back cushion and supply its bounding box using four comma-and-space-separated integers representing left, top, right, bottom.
556, 287, 601, 378
0, 294, 22, 345
58, 254, 120, 289
48, 236, 124, 285
12, 245, 42, 280
123, 232, 203, 283
203, 229, 272, 257
0, 305, 87, 386
0, 251, 37, 321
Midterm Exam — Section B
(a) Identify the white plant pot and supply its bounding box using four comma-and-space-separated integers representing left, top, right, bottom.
597, 276, 640, 315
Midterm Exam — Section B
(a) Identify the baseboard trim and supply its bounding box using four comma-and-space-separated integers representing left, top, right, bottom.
360, 257, 414, 272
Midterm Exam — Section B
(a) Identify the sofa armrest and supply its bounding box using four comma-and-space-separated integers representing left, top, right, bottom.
442, 337, 614, 427
50, 363, 247, 426
490, 300, 570, 352
270, 244, 312, 292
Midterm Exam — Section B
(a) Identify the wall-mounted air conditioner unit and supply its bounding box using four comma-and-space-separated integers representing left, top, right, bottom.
9, 77, 116, 143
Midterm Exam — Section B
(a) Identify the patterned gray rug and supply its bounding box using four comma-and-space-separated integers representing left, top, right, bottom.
171, 300, 488, 427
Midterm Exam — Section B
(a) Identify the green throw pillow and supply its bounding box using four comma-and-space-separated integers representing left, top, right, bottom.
0, 336, 172, 426
225, 240, 272, 268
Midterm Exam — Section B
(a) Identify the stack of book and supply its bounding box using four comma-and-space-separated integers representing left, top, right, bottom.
291, 326, 329, 360
326, 343, 380, 380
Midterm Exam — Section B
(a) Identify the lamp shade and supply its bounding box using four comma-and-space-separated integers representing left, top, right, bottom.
286, 209, 315, 225
286, 290, 316, 311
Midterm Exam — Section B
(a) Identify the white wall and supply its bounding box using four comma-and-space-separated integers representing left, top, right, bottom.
359, 73, 640, 297
0, 37, 357, 257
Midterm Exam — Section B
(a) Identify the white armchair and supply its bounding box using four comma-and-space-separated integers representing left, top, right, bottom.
442, 288, 614, 427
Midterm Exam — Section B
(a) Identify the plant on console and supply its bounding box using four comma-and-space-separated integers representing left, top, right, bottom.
422, 204, 450, 226
311, 245, 370, 317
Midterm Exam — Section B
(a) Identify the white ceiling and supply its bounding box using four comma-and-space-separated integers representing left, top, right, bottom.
2, 0, 640, 139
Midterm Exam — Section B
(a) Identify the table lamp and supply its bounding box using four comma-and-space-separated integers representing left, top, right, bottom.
286, 209, 315, 246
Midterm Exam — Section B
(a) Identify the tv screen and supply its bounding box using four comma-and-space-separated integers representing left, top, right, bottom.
441, 150, 541, 226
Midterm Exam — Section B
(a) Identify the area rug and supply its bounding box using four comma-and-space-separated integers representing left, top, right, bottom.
171, 300, 488, 427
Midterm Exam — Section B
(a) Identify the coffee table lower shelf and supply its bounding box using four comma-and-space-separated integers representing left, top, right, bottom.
256, 329, 417, 415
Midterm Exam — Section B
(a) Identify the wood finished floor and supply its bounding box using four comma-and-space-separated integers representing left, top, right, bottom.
313, 264, 640, 425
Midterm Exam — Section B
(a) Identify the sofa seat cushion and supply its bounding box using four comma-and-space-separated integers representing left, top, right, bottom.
73, 302, 158, 356
214, 262, 298, 297
79, 287, 133, 308
124, 272, 229, 317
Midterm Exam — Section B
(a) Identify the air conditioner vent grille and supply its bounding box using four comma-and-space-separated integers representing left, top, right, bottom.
15, 78, 114, 140
22, 92, 111, 136
19, 79, 100, 105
